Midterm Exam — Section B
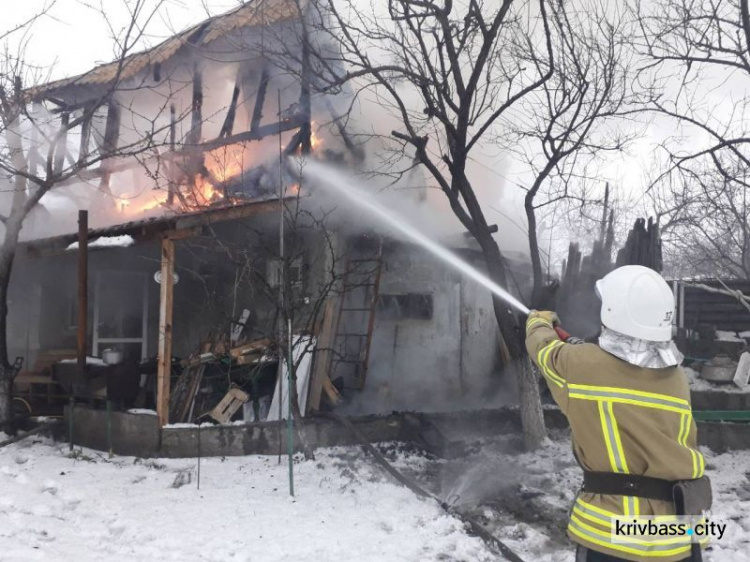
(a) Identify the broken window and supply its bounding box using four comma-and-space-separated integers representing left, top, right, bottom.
376, 293, 433, 320
266, 257, 305, 293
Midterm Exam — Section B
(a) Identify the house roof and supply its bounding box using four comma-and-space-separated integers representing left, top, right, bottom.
28, 0, 302, 99
23, 198, 285, 257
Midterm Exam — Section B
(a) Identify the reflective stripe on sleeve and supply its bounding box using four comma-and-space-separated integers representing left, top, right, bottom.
678, 413, 704, 479
526, 317, 552, 330
537, 340, 565, 388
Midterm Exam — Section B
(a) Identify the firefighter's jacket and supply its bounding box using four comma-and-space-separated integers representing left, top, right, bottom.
526, 314, 706, 562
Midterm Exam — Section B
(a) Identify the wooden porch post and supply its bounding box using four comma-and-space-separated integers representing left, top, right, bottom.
156, 237, 175, 427
76, 211, 88, 380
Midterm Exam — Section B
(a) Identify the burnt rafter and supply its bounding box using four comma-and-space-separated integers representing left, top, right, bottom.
219, 78, 242, 139
250, 67, 271, 132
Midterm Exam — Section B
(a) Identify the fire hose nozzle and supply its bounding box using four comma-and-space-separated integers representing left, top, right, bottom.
554, 326, 571, 341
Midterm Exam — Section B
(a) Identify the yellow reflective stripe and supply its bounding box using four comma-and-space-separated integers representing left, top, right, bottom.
599, 401, 620, 473
571, 513, 692, 546
575, 498, 681, 524
577, 498, 621, 518
572, 506, 611, 530
537, 340, 565, 388
598, 401, 628, 474
678, 413, 704, 479
568, 384, 690, 406
568, 384, 690, 414
609, 402, 630, 474
568, 515, 694, 555
527, 318, 552, 330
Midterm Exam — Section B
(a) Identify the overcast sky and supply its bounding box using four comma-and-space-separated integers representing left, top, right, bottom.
8, 1, 240, 81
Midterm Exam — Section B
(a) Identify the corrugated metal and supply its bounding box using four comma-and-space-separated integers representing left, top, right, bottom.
28, 0, 301, 98
676, 279, 750, 332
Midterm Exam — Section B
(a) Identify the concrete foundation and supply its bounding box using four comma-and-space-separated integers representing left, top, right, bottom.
691, 389, 750, 411
63, 405, 749, 458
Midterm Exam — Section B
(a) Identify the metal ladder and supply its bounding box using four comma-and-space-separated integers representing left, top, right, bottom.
330, 248, 383, 390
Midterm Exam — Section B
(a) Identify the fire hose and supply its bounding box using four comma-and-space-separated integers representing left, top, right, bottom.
315, 412, 527, 562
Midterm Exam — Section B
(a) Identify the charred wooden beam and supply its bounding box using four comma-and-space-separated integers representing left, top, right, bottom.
187, 65, 203, 146
28, 102, 42, 177
55, 117, 305, 186
23, 199, 285, 258
98, 101, 121, 196
250, 68, 270, 132
200, 118, 303, 152
219, 79, 241, 139
54, 112, 70, 174
77, 108, 92, 165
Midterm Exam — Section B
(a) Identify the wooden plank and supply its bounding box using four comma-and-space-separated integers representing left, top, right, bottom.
322, 376, 342, 406
307, 298, 339, 412
229, 338, 271, 359
156, 237, 175, 427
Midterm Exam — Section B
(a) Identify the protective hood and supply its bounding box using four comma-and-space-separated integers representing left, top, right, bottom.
598, 327, 683, 369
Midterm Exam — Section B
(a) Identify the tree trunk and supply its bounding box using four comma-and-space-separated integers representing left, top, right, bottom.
0, 219, 23, 427
0, 367, 13, 431
525, 196, 545, 306
480, 233, 548, 450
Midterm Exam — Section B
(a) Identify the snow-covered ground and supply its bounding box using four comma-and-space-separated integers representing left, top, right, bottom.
402, 431, 750, 562
1, 431, 749, 561
0, 436, 493, 562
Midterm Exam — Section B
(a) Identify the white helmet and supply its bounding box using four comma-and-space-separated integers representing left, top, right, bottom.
595, 265, 675, 342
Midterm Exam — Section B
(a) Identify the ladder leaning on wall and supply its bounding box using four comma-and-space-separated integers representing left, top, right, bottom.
330, 244, 383, 391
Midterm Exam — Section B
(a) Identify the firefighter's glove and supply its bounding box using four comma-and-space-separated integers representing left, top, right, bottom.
528, 310, 559, 327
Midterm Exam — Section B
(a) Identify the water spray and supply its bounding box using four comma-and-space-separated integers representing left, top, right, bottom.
299, 161, 531, 316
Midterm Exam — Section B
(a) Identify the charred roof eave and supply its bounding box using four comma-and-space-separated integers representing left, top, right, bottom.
21, 198, 289, 258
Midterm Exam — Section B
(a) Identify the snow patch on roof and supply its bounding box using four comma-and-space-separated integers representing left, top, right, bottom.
67, 235, 135, 251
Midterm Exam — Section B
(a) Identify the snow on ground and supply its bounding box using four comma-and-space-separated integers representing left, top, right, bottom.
686, 366, 750, 393
392, 431, 750, 562
2, 432, 750, 562
0, 437, 493, 562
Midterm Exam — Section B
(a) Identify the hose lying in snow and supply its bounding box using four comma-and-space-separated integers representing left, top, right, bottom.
315, 412, 527, 562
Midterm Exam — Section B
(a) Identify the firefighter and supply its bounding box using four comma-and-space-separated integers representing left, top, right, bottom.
526, 265, 711, 562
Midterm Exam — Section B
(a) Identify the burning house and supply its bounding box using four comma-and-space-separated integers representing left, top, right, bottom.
6, 0, 530, 431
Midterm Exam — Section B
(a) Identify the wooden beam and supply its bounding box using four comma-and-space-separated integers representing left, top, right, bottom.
168, 104, 177, 207
54, 112, 70, 174
98, 101, 121, 196
187, 65, 203, 146
76, 211, 88, 380
250, 68, 270, 132
219, 78, 241, 139
156, 237, 175, 427
78, 109, 92, 165
308, 298, 339, 412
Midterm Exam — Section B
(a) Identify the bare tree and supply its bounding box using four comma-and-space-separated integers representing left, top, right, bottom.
637, 0, 750, 278
512, 1, 643, 303
287, 0, 557, 449
0, 0, 168, 426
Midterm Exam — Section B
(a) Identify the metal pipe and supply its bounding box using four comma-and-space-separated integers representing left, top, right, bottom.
106, 400, 112, 458
287, 318, 294, 497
